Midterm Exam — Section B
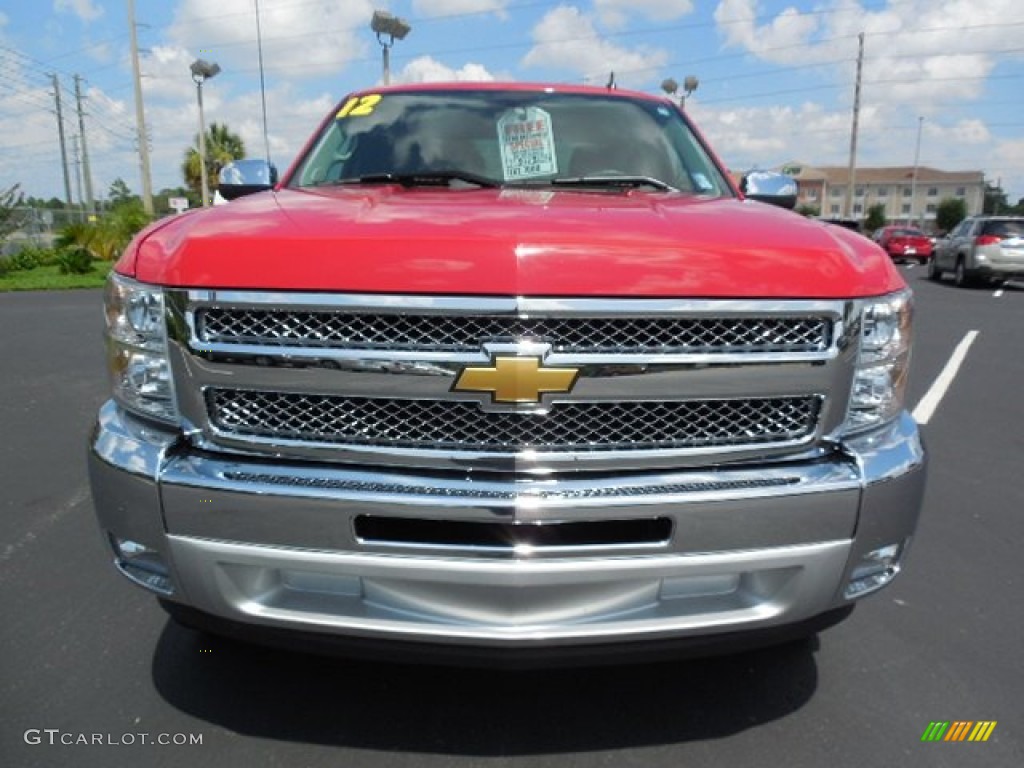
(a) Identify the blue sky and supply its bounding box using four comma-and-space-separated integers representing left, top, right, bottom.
2, 0, 1023, 203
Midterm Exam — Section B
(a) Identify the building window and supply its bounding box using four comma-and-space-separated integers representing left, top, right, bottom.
926, 204, 937, 214
853, 204, 863, 214
855, 187, 864, 197
901, 203, 911, 214
927, 187, 938, 197
830, 204, 840, 215
831, 187, 844, 198
903, 187, 913, 197
956, 186, 966, 197
877, 187, 888, 197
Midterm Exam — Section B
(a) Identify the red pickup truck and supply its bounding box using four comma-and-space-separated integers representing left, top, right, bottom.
89, 83, 925, 664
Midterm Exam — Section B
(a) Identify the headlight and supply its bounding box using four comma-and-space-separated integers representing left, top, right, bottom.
842, 289, 913, 434
104, 273, 179, 424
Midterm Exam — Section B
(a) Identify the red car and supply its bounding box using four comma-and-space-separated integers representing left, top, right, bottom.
875, 226, 933, 264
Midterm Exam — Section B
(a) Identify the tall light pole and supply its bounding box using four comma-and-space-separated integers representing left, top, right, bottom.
254, 0, 271, 166
660, 76, 699, 110
370, 10, 411, 85
909, 116, 924, 226
127, 0, 154, 215
190, 58, 220, 207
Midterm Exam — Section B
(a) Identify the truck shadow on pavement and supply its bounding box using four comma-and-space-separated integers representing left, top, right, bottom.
151, 620, 819, 754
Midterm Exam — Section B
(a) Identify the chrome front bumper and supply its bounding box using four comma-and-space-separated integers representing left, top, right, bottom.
88, 401, 926, 649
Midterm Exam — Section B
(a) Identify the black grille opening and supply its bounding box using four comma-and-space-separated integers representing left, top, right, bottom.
205, 389, 822, 453
354, 516, 673, 549
197, 308, 832, 354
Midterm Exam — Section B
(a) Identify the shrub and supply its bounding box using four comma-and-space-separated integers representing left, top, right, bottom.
8, 249, 42, 271
33, 246, 61, 266
56, 247, 95, 275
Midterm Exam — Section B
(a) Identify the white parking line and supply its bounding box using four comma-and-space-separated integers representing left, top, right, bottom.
912, 330, 979, 425
993, 284, 1004, 298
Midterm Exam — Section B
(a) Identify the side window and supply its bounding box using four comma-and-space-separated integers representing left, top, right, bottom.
951, 220, 970, 238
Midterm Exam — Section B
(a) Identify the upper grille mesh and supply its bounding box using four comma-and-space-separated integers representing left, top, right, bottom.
206, 389, 821, 453
197, 309, 831, 354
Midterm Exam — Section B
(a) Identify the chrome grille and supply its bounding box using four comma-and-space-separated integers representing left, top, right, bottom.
207, 389, 821, 453
223, 471, 799, 500
197, 309, 831, 354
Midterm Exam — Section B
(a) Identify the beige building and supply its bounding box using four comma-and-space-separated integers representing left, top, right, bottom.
778, 163, 985, 231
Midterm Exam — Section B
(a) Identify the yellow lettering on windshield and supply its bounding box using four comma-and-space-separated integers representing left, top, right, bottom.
337, 94, 382, 119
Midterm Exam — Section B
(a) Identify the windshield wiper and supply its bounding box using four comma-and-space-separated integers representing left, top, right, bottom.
330, 171, 501, 189
546, 176, 677, 192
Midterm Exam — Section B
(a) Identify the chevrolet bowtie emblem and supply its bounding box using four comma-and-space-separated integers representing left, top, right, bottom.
452, 356, 580, 404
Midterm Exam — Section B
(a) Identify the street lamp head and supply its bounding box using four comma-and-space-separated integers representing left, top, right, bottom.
660, 78, 679, 96
371, 10, 411, 41
683, 75, 699, 96
190, 58, 221, 83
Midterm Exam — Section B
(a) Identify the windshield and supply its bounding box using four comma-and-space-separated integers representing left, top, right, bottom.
289, 89, 732, 196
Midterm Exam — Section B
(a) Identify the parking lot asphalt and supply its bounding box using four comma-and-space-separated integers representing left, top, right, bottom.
1, 274, 1021, 768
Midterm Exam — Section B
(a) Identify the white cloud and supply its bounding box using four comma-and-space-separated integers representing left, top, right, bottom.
715, 0, 819, 57
397, 56, 497, 83
522, 6, 669, 87
412, 1, 511, 18
167, 0, 376, 80
951, 119, 991, 146
992, 139, 1024, 203
594, 0, 694, 29
54, 0, 104, 23
714, 0, 1024, 108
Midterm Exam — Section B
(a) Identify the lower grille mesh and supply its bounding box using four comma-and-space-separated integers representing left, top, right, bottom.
206, 389, 821, 453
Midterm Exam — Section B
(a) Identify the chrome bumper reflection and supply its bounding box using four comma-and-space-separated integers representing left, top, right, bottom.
88, 402, 925, 645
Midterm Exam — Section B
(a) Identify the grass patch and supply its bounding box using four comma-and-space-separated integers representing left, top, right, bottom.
0, 263, 110, 291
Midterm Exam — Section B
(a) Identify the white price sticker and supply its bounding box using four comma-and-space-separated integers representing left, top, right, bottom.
497, 107, 558, 181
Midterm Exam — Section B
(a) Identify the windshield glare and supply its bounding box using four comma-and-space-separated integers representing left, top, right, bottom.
290, 90, 731, 195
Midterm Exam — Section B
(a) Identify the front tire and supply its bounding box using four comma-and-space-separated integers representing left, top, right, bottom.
927, 257, 942, 281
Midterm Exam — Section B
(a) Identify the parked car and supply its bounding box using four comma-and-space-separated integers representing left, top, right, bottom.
930, 216, 1024, 286
88, 83, 925, 664
874, 226, 933, 264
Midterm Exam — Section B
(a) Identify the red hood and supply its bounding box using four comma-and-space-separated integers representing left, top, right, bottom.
122, 187, 903, 298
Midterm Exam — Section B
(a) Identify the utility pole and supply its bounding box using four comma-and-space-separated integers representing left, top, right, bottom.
51, 74, 73, 209
845, 32, 864, 220
127, 0, 154, 215
72, 134, 85, 220
73, 75, 96, 214
909, 116, 923, 226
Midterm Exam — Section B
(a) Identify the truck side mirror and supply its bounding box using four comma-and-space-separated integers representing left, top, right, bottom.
740, 171, 798, 210
218, 159, 279, 200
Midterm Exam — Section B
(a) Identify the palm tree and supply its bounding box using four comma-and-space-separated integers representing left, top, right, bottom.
182, 122, 247, 199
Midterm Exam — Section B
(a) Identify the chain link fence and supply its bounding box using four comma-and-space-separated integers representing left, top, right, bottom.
2, 207, 107, 255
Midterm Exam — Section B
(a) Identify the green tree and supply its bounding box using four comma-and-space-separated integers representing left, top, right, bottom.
108, 178, 136, 206
56, 199, 152, 262
795, 204, 820, 218
863, 203, 887, 234
935, 197, 967, 234
182, 122, 246, 201
983, 182, 1009, 214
